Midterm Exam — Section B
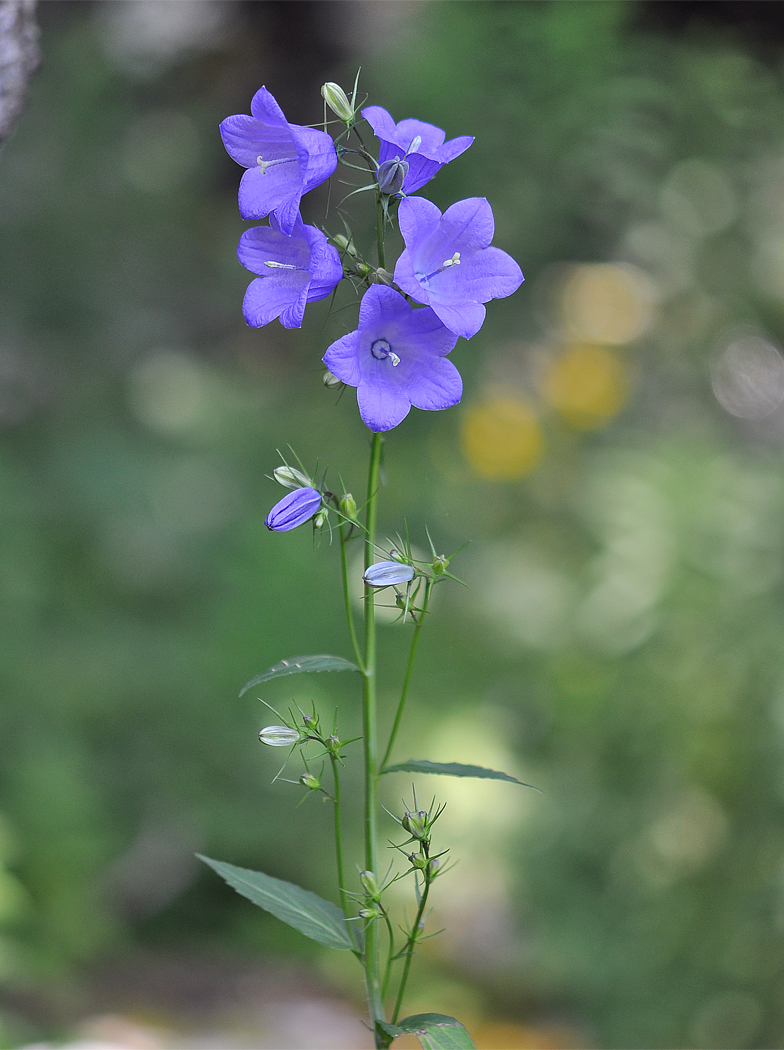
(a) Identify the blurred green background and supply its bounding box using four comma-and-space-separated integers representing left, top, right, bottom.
4, 1, 784, 1047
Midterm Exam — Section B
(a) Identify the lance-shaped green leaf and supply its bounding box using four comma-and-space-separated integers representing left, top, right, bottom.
381, 759, 539, 789
198, 855, 357, 951
239, 654, 360, 697
377, 1013, 476, 1049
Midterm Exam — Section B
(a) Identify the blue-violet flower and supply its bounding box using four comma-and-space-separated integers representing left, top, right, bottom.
238, 215, 342, 329
393, 196, 524, 340
220, 86, 337, 233
322, 285, 461, 433
363, 561, 416, 588
361, 106, 473, 195
265, 487, 322, 532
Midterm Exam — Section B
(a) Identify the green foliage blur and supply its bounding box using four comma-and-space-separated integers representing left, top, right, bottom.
3, 2, 784, 1047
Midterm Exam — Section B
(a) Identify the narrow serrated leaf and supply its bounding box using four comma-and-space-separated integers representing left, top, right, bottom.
198, 855, 357, 951
239, 654, 360, 697
385, 1014, 476, 1050
381, 759, 539, 789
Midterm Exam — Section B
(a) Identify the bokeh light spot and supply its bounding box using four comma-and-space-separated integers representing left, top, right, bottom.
711, 334, 784, 420
543, 344, 627, 430
562, 263, 655, 344
461, 397, 543, 479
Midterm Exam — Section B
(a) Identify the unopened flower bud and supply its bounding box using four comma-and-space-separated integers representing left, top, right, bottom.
339, 493, 357, 521
363, 561, 415, 589
432, 554, 449, 575
359, 870, 380, 899
402, 809, 429, 840
358, 906, 380, 920
313, 508, 329, 529
259, 725, 301, 747
377, 157, 408, 195
321, 82, 355, 123
323, 369, 343, 390
299, 772, 320, 790
302, 714, 315, 726
427, 858, 440, 877
266, 487, 322, 532
372, 267, 394, 286
273, 465, 312, 490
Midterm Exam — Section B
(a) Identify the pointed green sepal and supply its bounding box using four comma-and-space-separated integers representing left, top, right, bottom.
381, 759, 539, 790
239, 655, 361, 697
377, 1014, 476, 1049
198, 855, 359, 951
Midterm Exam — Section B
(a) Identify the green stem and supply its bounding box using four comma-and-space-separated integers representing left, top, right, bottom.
381, 579, 433, 770
381, 908, 396, 1000
329, 753, 352, 928
376, 195, 386, 270
392, 874, 431, 1024
362, 431, 385, 1039
339, 522, 365, 672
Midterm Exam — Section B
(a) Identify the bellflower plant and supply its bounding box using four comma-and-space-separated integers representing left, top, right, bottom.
362, 105, 473, 195
323, 285, 461, 432
205, 76, 530, 1050
220, 86, 337, 233
238, 215, 342, 329
394, 196, 524, 340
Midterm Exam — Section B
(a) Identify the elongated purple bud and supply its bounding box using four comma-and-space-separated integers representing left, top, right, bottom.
265, 487, 322, 531
363, 560, 415, 588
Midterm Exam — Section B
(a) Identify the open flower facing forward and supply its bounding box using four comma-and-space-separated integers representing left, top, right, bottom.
220, 86, 337, 233
323, 286, 461, 433
362, 106, 473, 195
393, 197, 524, 340
265, 487, 322, 531
238, 216, 342, 329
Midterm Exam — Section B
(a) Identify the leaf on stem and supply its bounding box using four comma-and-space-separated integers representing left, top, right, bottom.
381, 759, 539, 789
198, 855, 358, 951
377, 1013, 477, 1049
239, 655, 360, 696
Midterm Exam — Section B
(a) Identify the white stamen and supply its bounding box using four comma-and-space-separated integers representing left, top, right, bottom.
265, 260, 299, 270
389, 352, 401, 367
442, 252, 461, 268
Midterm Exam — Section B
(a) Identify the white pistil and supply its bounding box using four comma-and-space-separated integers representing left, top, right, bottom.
407, 135, 422, 155
256, 155, 296, 174
264, 260, 301, 270
442, 252, 461, 268
389, 352, 401, 367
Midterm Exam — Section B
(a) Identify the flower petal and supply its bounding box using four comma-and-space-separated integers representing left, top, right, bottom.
357, 376, 411, 432
431, 300, 487, 340
323, 331, 362, 386
292, 124, 338, 193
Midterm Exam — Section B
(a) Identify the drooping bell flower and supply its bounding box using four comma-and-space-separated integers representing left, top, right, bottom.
323, 285, 461, 433
238, 216, 342, 329
361, 106, 473, 195
393, 196, 524, 340
220, 86, 337, 233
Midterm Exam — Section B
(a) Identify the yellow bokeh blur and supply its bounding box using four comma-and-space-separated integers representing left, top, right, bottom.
562, 263, 655, 345
543, 343, 627, 430
461, 396, 544, 478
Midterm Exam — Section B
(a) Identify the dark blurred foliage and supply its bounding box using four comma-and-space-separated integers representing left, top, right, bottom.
3, 2, 784, 1048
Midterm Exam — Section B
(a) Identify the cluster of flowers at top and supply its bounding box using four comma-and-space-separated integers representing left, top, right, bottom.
221, 80, 523, 434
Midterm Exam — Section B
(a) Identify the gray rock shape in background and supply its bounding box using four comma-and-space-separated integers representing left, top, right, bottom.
0, 0, 40, 151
